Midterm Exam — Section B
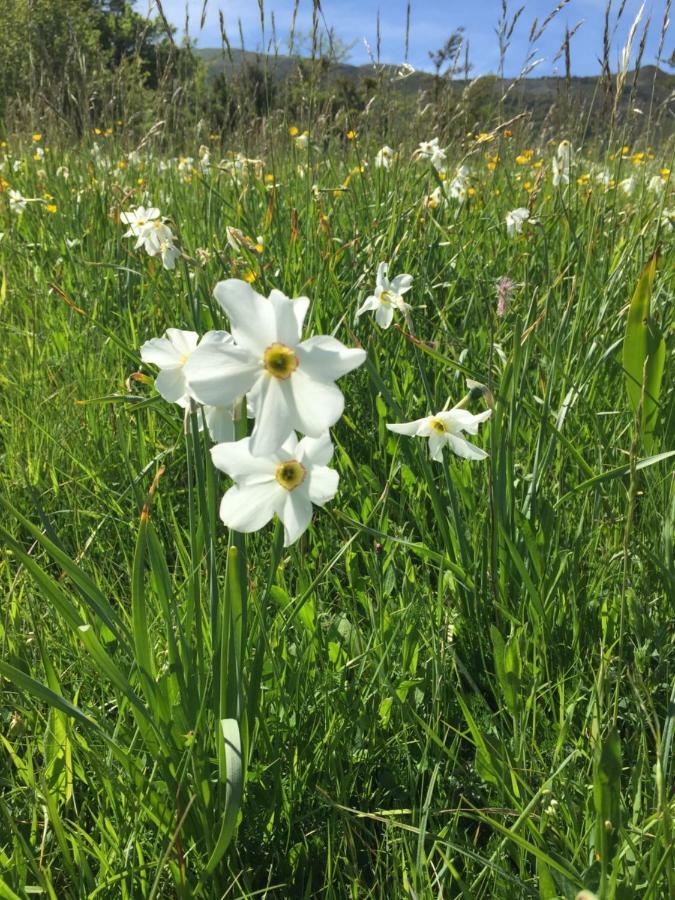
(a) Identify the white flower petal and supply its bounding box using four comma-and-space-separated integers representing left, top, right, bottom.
441, 408, 492, 435
447, 434, 488, 460
376, 261, 389, 288
390, 274, 413, 294
203, 405, 235, 443
213, 279, 275, 354
219, 482, 281, 533
356, 296, 379, 316
154, 367, 188, 404
185, 344, 259, 408
297, 432, 334, 466
306, 465, 339, 506
211, 437, 277, 479
428, 433, 446, 461
280, 489, 314, 545
268, 289, 306, 346
386, 417, 430, 436
297, 335, 366, 382
249, 377, 295, 456
288, 370, 344, 436
375, 303, 395, 328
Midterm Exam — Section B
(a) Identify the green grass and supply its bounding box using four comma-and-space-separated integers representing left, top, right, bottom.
0, 130, 673, 898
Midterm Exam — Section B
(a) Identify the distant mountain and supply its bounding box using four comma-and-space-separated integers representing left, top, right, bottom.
194, 48, 675, 130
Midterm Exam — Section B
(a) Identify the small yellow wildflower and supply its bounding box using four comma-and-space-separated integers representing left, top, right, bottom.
118, 160, 127, 169
94, 128, 102, 135
476, 132, 494, 143
503, 129, 512, 138
105, 128, 113, 136
467, 186, 476, 197
289, 126, 299, 137
515, 154, 529, 165
524, 181, 532, 191
242, 269, 257, 283
660, 167, 670, 177
32, 133, 42, 142
346, 130, 357, 140
137, 177, 145, 187
46, 203, 57, 213
265, 173, 275, 183
532, 160, 543, 169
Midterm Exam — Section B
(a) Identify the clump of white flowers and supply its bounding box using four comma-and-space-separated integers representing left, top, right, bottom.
120, 204, 180, 270
140, 279, 366, 544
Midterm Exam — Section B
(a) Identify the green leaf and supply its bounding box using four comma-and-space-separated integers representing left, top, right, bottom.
622, 254, 665, 451
593, 728, 622, 877
205, 718, 243, 874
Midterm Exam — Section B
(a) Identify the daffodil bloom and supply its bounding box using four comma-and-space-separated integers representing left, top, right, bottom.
211, 431, 339, 546
8, 189, 27, 214
505, 207, 532, 236
648, 175, 664, 194
416, 137, 446, 170
357, 262, 413, 329
140, 329, 236, 442
120, 205, 161, 238
374, 145, 395, 169
387, 408, 492, 461
141, 329, 231, 406
185, 280, 366, 456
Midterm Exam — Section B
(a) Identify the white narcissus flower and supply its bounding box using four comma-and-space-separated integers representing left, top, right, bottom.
8, 189, 27, 214
416, 137, 446, 170
552, 156, 569, 187
374, 145, 395, 169
387, 408, 492, 461
140, 329, 236, 442
141, 329, 231, 406
357, 262, 413, 329
120, 205, 161, 238
211, 432, 339, 546
506, 207, 532, 236
185, 279, 366, 456
619, 176, 636, 196
648, 175, 664, 194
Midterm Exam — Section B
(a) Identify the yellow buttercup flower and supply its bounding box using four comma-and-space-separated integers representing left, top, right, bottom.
289, 126, 299, 137
346, 130, 357, 140
32, 133, 42, 142
46, 204, 57, 214
242, 269, 257, 283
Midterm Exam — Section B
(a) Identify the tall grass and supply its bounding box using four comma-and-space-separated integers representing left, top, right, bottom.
0, 2, 674, 898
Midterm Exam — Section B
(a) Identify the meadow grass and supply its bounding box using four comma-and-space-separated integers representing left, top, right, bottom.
0, 126, 673, 899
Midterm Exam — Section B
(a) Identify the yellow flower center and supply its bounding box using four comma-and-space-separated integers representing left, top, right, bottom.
263, 342, 298, 380
275, 460, 306, 491
430, 416, 447, 435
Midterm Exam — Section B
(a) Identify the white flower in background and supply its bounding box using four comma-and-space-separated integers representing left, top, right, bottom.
12, 159, 22, 173
387, 408, 492, 461
121, 205, 161, 238
619, 176, 636, 196
199, 145, 210, 170
127, 150, 142, 166
158, 238, 180, 270
357, 262, 413, 329
32, 146, 44, 161
595, 168, 612, 187
141, 329, 230, 406
448, 165, 470, 201
185, 279, 366, 456
295, 131, 309, 150
211, 431, 339, 546
8, 189, 27, 214
425, 186, 445, 209
177, 156, 194, 172
140, 329, 236, 442
552, 155, 569, 187
660, 209, 674, 232
374, 145, 395, 169
506, 207, 532, 236
56, 165, 69, 180
416, 137, 446, 169
557, 140, 572, 165
648, 174, 664, 194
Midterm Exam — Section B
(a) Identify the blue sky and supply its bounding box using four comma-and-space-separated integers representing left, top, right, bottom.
147, 1, 672, 76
